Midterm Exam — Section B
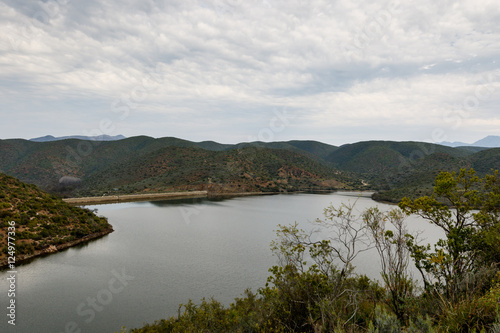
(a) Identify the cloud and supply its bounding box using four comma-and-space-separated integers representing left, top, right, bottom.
0, 0, 499, 145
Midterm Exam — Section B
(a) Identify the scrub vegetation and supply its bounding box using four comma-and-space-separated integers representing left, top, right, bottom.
0, 173, 112, 267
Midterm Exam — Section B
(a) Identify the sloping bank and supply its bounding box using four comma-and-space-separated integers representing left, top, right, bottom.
0, 227, 113, 269
0, 173, 115, 270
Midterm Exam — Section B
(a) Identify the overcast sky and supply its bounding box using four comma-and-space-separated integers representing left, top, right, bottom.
1, 0, 499, 146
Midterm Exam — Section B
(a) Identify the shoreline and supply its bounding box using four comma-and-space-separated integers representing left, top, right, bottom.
0, 227, 113, 270
62, 189, 371, 206
62, 190, 309, 205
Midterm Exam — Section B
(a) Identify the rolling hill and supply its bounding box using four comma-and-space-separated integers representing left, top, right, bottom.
0, 137, 352, 197
76, 145, 351, 197
1, 136, 499, 202
324, 140, 500, 202
325, 141, 471, 172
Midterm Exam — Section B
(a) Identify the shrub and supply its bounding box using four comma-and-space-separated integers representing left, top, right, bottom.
406, 315, 436, 333
16, 242, 35, 255
367, 305, 401, 333
0, 201, 11, 209
439, 283, 500, 332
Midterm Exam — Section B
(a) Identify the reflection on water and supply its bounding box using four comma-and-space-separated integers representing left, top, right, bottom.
0, 192, 442, 333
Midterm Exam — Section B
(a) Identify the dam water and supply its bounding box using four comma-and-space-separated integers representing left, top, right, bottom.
0, 192, 442, 333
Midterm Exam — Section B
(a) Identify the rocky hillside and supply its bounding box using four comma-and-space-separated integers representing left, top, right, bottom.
0, 137, 353, 197
0, 173, 112, 268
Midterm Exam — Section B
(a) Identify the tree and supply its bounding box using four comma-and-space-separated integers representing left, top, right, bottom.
473, 170, 500, 266
364, 207, 414, 323
264, 201, 381, 331
399, 168, 500, 302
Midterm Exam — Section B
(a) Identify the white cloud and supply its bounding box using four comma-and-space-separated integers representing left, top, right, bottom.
0, 0, 499, 144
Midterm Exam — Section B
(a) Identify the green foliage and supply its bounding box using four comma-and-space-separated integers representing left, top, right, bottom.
399, 169, 500, 301
406, 315, 436, 333
364, 207, 415, 322
127, 290, 281, 333
367, 305, 401, 333
0, 173, 112, 264
439, 283, 500, 332
15, 242, 35, 255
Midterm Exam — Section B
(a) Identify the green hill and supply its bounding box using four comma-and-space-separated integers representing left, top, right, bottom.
286, 140, 339, 160
0, 137, 351, 197
2, 136, 499, 203
232, 140, 338, 161
469, 148, 500, 174
0, 173, 112, 268
73, 146, 354, 197
325, 141, 471, 172
324, 141, 499, 202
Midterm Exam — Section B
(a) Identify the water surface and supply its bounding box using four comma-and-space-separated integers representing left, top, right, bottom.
0, 192, 442, 333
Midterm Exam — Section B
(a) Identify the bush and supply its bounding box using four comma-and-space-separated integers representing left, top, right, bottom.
0, 209, 13, 219
128, 291, 274, 333
0, 201, 11, 209
406, 315, 436, 333
367, 305, 401, 333
439, 283, 500, 332
16, 242, 35, 255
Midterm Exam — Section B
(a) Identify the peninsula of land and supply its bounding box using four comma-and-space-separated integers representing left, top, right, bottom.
0, 173, 114, 270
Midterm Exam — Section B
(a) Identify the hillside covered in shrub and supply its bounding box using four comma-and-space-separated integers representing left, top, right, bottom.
1, 136, 499, 202
0, 173, 112, 268
0, 137, 357, 197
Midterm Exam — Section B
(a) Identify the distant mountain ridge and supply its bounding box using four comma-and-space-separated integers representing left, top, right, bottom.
439, 135, 500, 148
30, 134, 127, 142
1, 135, 499, 202
27, 134, 500, 147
